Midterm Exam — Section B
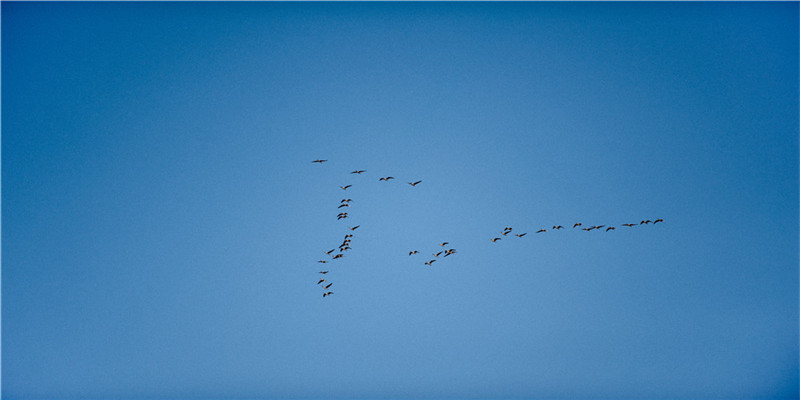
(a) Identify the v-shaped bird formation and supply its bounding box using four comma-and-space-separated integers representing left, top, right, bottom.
312, 158, 662, 298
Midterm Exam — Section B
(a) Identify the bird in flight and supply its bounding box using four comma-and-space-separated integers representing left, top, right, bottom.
409, 250, 419, 255
606, 227, 615, 232
337, 213, 348, 220
340, 185, 352, 190
317, 279, 326, 285
443, 249, 456, 256
318, 260, 328, 264
351, 170, 366, 174
312, 159, 327, 164
515, 233, 527, 237
622, 223, 636, 227
325, 249, 335, 255
501, 230, 511, 236
349, 225, 360, 231
379, 177, 395, 181
553, 225, 564, 230
491, 237, 502, 242
324, 283, 333, 289
319, 271, 329, 274
654, 218, 664, 224
536, 229, 546, 233
640, 220, 652, 225
332, 254, 343, 260
440, 242, 449, 247
323, 292, 333, 297
408, 180, 422, 187
424, 260, 437, 266
341, 199, 352, 203
337, 203, 350, 208
573, 223, 582, 228
433, 251, 443, 257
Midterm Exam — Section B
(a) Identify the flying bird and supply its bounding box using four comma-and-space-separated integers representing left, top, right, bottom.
317, 279, 326, 285
553, 225, 564, 230
444, 249, 456, 256
606, 227, 615, 232
318, 260, 328, 264
654, 218, 664, 224
332, 254, 343, 260
440, 242, 449, 247
433, 251, 443, 257
515, 233, 527, 237
319, 271, 329, 274
378, 176, 395, 181
337, 214, 348, 220
341, 199, 352, 203
640, 220, 652, 225
340, 185, 352, 190
491, 237, 502, 242
325, 249, 335, 255
409, 250, 419, 255
503, 227, 512, 232
349, 225, 360, 231
408, 180, 422, 187
501, 230, 511, 236
338, 203, 350, 208
323, 292, 333, 297
351, 170, 366, 174
573, 223, 582, 228
622, 223, 636, 227
324, 283, 333, 289
536, 229, 546, 233
424, 260, 437, 266
312, 159, 327, 164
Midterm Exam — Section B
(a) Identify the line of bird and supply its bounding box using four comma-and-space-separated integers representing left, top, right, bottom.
314, 158, 425, 298
489, 220, 664, 242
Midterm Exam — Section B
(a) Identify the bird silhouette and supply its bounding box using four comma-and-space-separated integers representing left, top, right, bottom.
379, 176, 395, 181
324, 283, 333, 289
515, 233, 527, 237
409, 180, 422, 186
622, 223, 636, 227
341, 199, 352, 203
573, 223, 582, 228
444, 249, 456, 256
424, 260, 437, 266
340, 185, 352, 190
317, 279, 326, 285
640, 220, 652, 225
349, 225, 360, 231
312, 159, 327, 164
319, 271, 329, 274
433, 251, 443, 257
536, 229, 546, 233
501, 231, 511, 236
332, 254, 343, 260
440, 242, 449, 247
409, 250, 419, 255
351, 170, 366, 174
606, 227, 615, 232
553, 225, 564, 230
337, 203, 350, 208
318, 260, 328, 264
323, 292, 333, 297
654, 218, 663, 224
325, 249, 335, 255
491, 237, 502, 242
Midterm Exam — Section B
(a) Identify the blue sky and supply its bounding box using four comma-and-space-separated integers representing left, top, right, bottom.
2, 2, 798, 399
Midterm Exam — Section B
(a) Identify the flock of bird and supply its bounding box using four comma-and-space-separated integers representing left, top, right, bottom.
312, 159, 435, 298
488, 219, 663, 242
311, 158, 663, 299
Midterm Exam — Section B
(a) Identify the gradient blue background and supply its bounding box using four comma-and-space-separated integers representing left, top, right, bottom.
2, 2, 798, 399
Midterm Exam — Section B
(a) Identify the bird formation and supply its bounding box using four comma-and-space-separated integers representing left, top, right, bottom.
410, 241, 457, 267
312, 158, 663, 298
491, 219, 664, 242
312, 158, 424, 298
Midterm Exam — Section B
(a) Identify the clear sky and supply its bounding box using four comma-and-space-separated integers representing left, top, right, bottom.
2, 2, 798, 399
